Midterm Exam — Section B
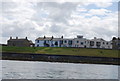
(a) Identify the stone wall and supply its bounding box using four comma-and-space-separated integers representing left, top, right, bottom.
1, 52, 119, 65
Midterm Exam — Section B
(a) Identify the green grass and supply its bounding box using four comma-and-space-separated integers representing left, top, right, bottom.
1, 46, 119, 58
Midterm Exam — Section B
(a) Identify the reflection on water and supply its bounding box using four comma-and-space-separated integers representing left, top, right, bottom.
2, 60, 118, 79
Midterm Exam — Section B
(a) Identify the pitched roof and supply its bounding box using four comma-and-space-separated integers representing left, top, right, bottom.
36, 37, 52, 40
36, 37, 62, 41
8, 39, 29, 41
8, 38, 34, 43
52, 38, 62, 41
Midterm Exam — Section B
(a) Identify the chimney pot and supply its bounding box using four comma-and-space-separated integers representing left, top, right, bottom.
10, 37, 12, 39
44, 36, 46, 39
94, 37, 96, 39
61, 36, 63, 39
52, 36, 54, 39
16, 37, 18, 39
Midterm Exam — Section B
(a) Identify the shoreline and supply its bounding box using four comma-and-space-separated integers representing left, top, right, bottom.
1, 52, 119, 65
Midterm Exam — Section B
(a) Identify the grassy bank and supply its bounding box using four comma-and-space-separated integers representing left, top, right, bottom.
1, 46, 119, 58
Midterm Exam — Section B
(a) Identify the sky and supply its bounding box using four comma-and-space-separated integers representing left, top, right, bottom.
0, 0, 119, 44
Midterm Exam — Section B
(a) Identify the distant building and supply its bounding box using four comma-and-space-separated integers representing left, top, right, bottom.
7, 37, 34, 47
73, 35, 88, 48
112, 37, 120, 49
88, 37, 112, 49
35, 35, 112, 49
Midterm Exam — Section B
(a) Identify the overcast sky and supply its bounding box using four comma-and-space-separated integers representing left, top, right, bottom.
1, 0, 119, 44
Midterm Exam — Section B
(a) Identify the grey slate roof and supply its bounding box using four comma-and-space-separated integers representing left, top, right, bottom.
36, 37, 62, 41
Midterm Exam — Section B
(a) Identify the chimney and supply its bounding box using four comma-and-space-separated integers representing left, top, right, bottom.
25, 37, 27, 39
44, 36, 46, 39
77, 35, 83, 39
94, 37, 96, 39
16, 37, 18, 39
52, 36, 54, 39
10, 37, 12, 40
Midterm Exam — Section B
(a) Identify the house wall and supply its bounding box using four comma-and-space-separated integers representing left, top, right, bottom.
35, 40, 61, 47
35, 37, 112, 49
51, 41, 60, 47
62, 39, 73, 47
73, 38, 87, 48
88, 39, 112, 49
35, 40, 44, 47
7, 40, 31, 47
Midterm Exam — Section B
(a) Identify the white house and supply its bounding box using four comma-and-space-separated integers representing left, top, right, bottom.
35, 36, 63, 47
62, 39, 73, 47
73, 35, 88, 48
35, 35, 112, 49
88, 37, 112, 49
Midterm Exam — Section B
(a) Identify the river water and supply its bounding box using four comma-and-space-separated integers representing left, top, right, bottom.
1, 60, 119, 79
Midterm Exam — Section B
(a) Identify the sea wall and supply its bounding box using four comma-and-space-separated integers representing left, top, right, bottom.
1, 52, 119, 65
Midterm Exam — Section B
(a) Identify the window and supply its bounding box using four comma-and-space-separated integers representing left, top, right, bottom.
118, 43, 120, 46
106, 42, 108, 45
44, 40, 46, 44
37, 44, 39, 47
37, 40, 39, 43
103, 42, 104, 44
88, 41, 89, 43
55, 41, 58, 46
81, 42, 84, 45
77, 41, 79, 43
96, 42, 101, 46
68, 40, 72, 45
75, 45, 79, 47
90, 41, 94, 46
64, 40, 67, 43
60, 40, 63, 44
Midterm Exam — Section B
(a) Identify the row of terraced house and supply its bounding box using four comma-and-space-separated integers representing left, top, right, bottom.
35, 35, 113, 49
7, 35, 120, 49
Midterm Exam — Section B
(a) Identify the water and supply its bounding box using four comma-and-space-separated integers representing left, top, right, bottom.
1, 60, 119, 79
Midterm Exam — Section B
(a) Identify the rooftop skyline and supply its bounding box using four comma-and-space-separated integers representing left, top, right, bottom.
1, 0, 119, 44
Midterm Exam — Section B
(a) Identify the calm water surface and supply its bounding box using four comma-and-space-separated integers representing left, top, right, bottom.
1, 60, 119, 79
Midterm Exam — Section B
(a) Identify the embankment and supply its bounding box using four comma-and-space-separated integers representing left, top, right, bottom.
1, 52, 119, 65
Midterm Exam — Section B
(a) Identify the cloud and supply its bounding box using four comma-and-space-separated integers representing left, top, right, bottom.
94, 2, 112, 8
1, 1, 118, 44
68, 8, 118, 40
32, 2, 78, 24
2, 2, 36, 22
88, 9, 111, 16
